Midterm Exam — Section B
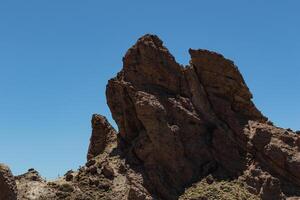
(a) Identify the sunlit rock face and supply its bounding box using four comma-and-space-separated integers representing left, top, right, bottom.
87, 114, 117, 161
106, 34, 300, 199
2, 34, 300, 200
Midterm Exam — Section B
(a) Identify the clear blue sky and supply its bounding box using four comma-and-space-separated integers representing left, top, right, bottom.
0, 1, 299, 179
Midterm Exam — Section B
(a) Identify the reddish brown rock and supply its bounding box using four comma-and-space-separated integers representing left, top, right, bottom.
101, 162, 114, 179
107, 35, 213, 199
7, 34, 300, 200
106, 34, 300, 199
0, 164, 17, 200
87, 114, 117, 160
240, 162, 285, 200
247, 121, 300, 196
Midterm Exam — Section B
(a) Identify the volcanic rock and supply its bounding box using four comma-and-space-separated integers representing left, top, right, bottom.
0, 163, 17, 200
102, 162, 114, 179
4, 34, 300, 200
106, 34, 300, 199
87, 114, 117, 160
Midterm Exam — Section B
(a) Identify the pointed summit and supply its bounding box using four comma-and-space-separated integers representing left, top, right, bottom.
106, 34, 300, 199
121, 34, 183, 93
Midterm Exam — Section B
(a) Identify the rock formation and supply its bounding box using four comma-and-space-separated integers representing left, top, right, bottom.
1, 34, 300, 200
106, 34, 300, 199
0, 163, 17, 200
87, 114, 117, 160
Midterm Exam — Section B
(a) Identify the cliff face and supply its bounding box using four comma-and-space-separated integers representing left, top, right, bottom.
1, 34, 300, 200
106, 34, 300, 199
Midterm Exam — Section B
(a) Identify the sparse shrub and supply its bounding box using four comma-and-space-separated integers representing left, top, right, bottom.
179, 179, 259, 200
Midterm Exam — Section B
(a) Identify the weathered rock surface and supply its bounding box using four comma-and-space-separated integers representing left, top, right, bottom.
16, 169, 57, 200
87, 114, 117, 160
0, 163, 17, 200
106, 34, 300, 199
4, 34, 300, 200
15, 114, 151, 200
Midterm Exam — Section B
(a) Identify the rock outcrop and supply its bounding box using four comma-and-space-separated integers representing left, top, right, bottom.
16, 169, 57, 200
106, 34, 300, 199
0, 163, 17, 200
87, 114, 117, 160
3, 34, 300, 200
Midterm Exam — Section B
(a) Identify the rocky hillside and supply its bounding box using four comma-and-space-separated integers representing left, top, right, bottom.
1, 34, 300, 200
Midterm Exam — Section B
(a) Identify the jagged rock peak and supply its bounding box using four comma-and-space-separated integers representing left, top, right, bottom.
2, 34, 300, 200
121, 34, 184, 94
189, 48, 266, 122
87, 114, 117, 160
106, 34, 300, 200
122, 34, 266, 123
